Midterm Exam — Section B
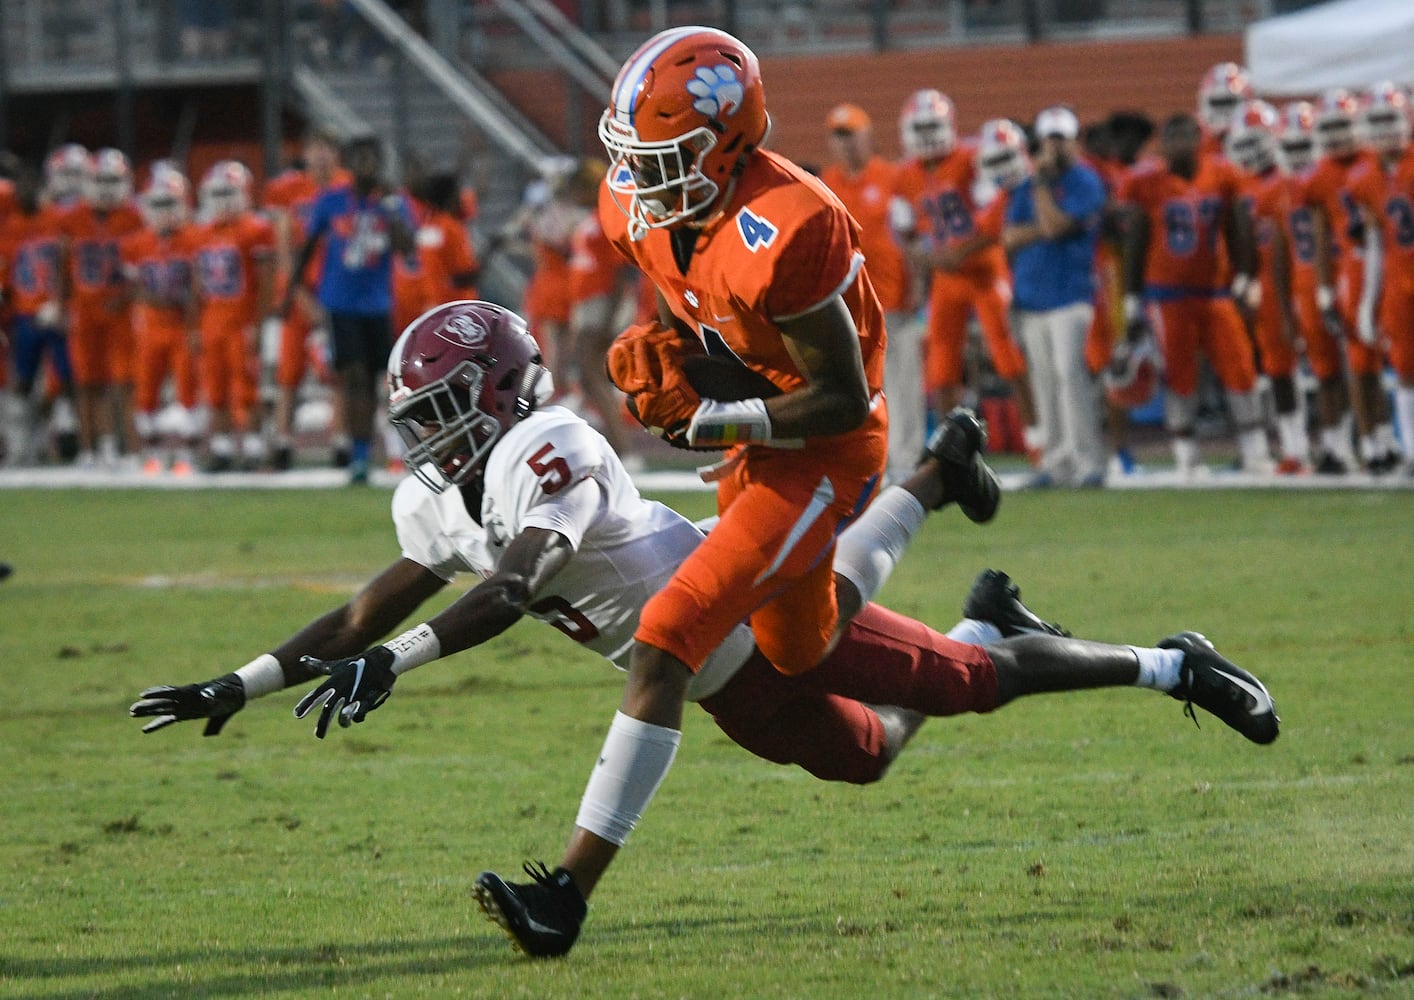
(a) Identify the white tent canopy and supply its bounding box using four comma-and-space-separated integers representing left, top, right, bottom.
1245, 0, 1414, 96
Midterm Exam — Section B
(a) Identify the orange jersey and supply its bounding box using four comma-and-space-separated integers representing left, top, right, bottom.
1118, 158, 1241, 292
1237, 168, 1290, 285
122, 226, 198, 332
818, 156, 909, 312
893, 144, 1006, 282
394, 203, 479, 331
192, 213, 275, 331
1346, 146, 1414, 288
1281, 170, 1321, 289
602, 151, 886, 408
1303, 150, 1380, 262
0, 206, 66, 315
59, 202, 143, 303
568, 209, 628, 305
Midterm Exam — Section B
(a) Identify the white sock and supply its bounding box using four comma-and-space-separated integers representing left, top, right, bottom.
1375, 421, 1400, 456
1277, 411, 1309, 463
574, 711, 681, 847
1396, 388, 1414, 459
946, 618, 1003, 647
1321, 422, 1353, 464
1172, 436, 1199, 474
832, 486, 927, 606
1023, 424, 1045, 451
1129, 645, 1184, 692
210, 433, 235, 457
1239, 428, 1273, 470
1360, 434, 1378, 462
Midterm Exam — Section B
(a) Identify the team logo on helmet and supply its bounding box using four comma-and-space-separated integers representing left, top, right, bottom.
687, 65, 744, 120
439, 312, 489, 350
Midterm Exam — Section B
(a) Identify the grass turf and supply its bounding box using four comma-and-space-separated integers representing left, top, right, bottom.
0, 486, 1410, 999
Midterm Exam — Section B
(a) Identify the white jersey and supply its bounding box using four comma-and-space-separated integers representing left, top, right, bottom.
392, 406, 754, 700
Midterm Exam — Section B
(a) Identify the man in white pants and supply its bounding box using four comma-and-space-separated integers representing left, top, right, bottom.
1003, 106, 1109, 487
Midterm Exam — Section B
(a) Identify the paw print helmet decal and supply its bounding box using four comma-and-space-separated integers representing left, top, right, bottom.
600, 26, 769, 239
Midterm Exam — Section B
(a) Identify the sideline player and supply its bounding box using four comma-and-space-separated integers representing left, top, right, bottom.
1119, 114, 1273, 477
1345, 82, 1414, 474
893, 89, 1037, 442
122, 166, 201, 475
58, 148, 142, 466
819, 102, 921, 481
1226, 100, 1310, 473
1305, 88, 1401, 472
192, 161, 275, 471
129, 301, 1280, 960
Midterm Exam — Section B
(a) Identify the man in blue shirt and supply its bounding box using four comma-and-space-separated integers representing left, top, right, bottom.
287, 135, 414, 483
1002, 106, 1109, 487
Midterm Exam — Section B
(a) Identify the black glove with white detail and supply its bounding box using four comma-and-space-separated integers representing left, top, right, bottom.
130, 673, 247, 736
293, 646, 397, 739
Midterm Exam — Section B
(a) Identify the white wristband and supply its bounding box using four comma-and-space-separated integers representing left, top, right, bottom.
1230, 273, 1250, 300
686, 397, 773, 447
385, 622, 441, 675
1317, 285, 1336, 312
235, 653, 285, 699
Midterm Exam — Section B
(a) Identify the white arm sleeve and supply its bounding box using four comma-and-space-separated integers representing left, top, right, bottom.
1358, 222, 1383, 345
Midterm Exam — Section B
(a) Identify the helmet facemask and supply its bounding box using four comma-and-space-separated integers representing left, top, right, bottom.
389, 361, 507, 494
1360, 107, 1410, 156
600, 114, 721, 240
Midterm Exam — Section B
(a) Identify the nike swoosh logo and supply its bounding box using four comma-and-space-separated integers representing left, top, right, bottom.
1212, 666, 1273, 716
350, 657, 366, 698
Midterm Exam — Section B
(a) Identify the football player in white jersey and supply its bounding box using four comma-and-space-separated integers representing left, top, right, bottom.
131, 300, 1280, 959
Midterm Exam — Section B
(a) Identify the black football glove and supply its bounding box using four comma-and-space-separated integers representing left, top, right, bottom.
130, 673, 247, 736
293, 646, 397, 739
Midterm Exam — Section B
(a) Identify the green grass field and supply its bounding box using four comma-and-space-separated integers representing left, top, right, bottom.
1, 486, 1410, 999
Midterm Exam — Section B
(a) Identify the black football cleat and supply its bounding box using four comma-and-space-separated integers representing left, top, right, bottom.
1159, 631, 1279, 745
922, 407, 1001, 523
474, 862, 586, 958
962, 569, 1070, 638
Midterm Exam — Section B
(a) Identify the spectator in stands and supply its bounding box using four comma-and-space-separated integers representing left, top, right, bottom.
286, 135, 414, 484
1002, 106, 1108, 487
820, 103, 922, 483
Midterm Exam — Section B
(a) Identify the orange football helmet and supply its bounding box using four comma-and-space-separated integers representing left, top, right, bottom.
1198, 62, 1254, 134
1358, 81, 1412, 156
140, 166, 191, 232
1275, 100, 1317, 173
44, 143, 91, 202
899, 89, 956, 160
88, 148, 132, 209
599, 26, 769, 240
1224, 100, 1280, 174
1313, 88, 1361, 159
199, 160, 253, 221
976, 118, 1030, 191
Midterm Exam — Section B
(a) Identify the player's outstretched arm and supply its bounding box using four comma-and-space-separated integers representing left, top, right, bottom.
130, 558, 445, 736
295, 526, 576, 739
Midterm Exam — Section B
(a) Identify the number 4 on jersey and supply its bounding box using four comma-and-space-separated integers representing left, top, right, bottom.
736, 208, 778, 252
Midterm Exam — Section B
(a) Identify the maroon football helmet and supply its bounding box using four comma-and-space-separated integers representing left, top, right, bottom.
387, 300, 550, 492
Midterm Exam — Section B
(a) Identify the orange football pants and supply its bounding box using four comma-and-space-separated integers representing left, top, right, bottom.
1335, 261, 1384, 376
199, 320, 258, 420
134, 313, 198, 412
1378, 275, 1414, 379
925, 271, 1026, 390
636, 437, 885, 677
68, 300, 134, 387
1147, 296, 1256, 396
1291, 273, 1344, 381
1251, 274, 1298, 379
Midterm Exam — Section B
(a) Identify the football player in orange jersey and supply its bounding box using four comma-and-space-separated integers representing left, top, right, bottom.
43, 144, 91, 210
820, 102, 923, 482
0, 162, 72, 464
1305, 88, 1402, 472
1347, 82, 1414, 474
191, 161, 276, 471
122, 166, 201, 475
893, 89, 1037, 447
1119, 113, 1273, 477
1275, 100, 1357, 473
1197, 62, 1255, 161
58, 148, 143, 468
473, 26, 1000, 948
1226, 100, 1310, 473
262, 128, 350, 470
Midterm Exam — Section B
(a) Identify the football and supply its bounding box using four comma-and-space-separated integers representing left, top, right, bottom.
681, 354, 782, 402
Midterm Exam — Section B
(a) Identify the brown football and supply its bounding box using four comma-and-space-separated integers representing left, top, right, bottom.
681, 354, 782, 401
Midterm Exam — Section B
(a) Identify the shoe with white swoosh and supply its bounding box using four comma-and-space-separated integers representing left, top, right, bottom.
1159, 631, 1280, 744
474, 862, 586, 958
962, 569, 1070, 638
